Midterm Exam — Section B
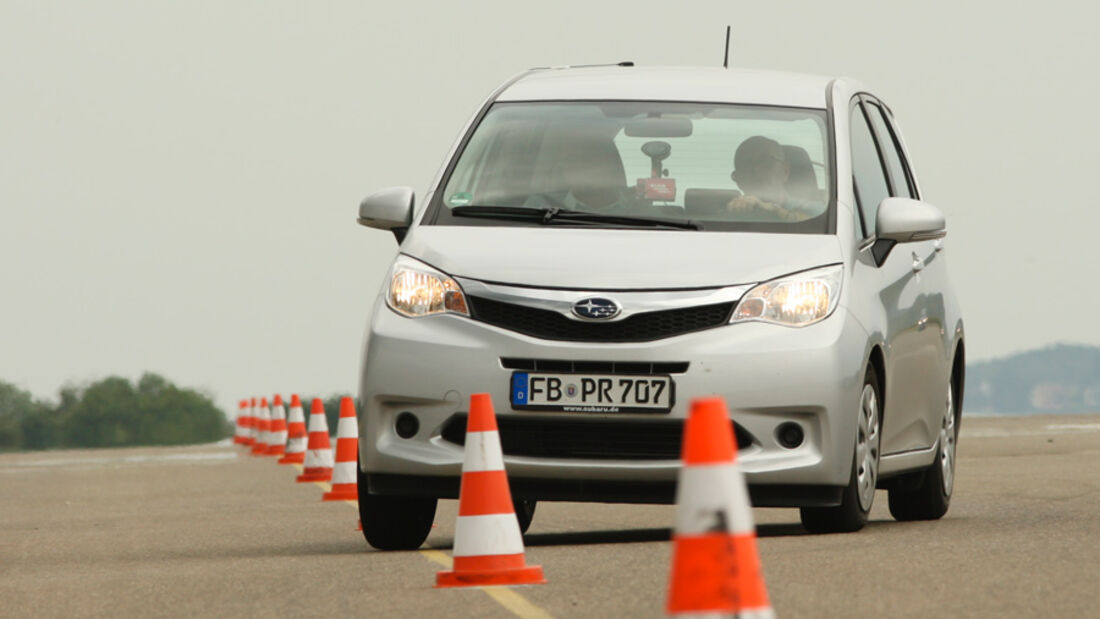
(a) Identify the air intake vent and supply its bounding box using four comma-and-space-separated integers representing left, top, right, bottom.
440, 413, 753, 460
499, 358, 690, 374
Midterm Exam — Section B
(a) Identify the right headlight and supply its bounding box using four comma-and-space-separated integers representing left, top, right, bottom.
385, 256, 469, 318
730, 264, 843, 327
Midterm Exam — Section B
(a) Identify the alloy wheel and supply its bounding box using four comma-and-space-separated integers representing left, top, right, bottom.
940, 385, 957, 496
856, 383, 881, 512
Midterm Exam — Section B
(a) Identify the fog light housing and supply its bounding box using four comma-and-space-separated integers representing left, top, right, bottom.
395, 412, 420, 439
776, 422, 805, 449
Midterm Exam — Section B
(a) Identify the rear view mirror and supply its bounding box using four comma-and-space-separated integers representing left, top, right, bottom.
623, 117, 693, 138
876, 197, 945, 243
358, 186, 415, 243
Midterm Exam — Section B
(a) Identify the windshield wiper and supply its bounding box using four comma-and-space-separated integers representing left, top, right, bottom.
541, 207, 700, 230
451, 205, 699, 230
450, 205, 547, 220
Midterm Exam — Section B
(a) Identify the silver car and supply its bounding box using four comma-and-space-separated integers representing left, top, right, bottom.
354, 65, 965, 550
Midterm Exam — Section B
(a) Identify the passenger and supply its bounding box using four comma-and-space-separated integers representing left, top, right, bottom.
727, 135, 818, 221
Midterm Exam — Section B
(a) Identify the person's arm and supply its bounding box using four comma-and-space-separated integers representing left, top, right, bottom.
727, 195, 809, 222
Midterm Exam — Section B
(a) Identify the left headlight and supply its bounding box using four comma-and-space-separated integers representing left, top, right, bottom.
386, 256, 469, 318
730, 264, 843, 327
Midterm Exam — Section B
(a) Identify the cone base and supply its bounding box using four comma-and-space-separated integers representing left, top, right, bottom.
263, 446, 285, 456
277, 453, 305, 464
250, 445, 269, 455
436, 565, 546, 588
322, 487, 357, 501
296, 469, 333, 483
233, 437, 247, 445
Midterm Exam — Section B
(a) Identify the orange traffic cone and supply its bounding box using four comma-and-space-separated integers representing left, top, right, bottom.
234, 399, 249, 445
436, 393, 545, 588
242, 397, 257, 446
666, 397, 773, 618
297, 398, 334, 482
321, 397, 358, 501
264, 394, 288, 457
250, 397, 271, 455
278, 394, 307, 464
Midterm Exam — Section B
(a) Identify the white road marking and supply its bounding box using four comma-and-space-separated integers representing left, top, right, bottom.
0, 451, 238, 471
962, 422, 1100, 439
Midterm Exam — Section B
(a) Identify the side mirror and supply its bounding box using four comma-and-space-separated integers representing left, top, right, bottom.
876, 197, 946, 243
358, 186, 414, 243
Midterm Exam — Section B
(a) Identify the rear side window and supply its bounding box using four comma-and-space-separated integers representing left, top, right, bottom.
864, 102, 914, 199
849, 103, 890, 238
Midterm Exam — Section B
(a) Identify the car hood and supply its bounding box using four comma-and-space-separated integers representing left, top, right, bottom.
401, 226, 843, 289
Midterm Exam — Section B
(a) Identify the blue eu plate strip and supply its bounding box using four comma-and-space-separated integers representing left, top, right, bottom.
511, 372, 528, 405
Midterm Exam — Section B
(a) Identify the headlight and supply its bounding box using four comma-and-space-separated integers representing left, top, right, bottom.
386, 256, 469, 318
731, 264, 842, 327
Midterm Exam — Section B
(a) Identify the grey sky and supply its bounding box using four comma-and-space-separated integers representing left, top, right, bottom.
2, 1, 1097, 414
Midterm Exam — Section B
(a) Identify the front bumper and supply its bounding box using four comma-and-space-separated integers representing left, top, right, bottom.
358, 297, 869, 507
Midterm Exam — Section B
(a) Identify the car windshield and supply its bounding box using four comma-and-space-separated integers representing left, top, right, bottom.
429, 101, 832, 233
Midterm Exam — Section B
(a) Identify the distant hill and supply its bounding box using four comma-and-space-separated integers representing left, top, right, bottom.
965, 343, 1100, 414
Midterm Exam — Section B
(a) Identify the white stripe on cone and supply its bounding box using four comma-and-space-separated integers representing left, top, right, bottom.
302, 408, 333, 469
674, 463, 755, 536
285, 404, 307, 455
453, 513, 525, 557
245, 403, 256, 442
270, 401, 288, 447
335, 416, 356, 439
305, 447, 334, 469
330, 460, 357, 486
257, 403, 271, 446
462, 431, 505, 472
286, 436, 307, 455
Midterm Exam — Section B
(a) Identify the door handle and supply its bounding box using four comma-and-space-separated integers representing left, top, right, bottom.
911, 251, 924, 273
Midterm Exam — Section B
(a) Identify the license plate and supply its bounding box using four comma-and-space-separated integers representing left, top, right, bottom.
510, 372, 674, 413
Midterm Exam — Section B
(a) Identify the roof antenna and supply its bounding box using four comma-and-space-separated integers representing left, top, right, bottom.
723, 26, 731, 68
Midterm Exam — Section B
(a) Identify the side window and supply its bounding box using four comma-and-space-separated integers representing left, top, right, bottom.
865, 102, 914, 199
880, 107, 919, 200
850, 103, 891, 238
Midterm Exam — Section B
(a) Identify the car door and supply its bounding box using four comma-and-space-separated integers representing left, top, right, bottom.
866, 98, 951, 449
848, 95, 943, 455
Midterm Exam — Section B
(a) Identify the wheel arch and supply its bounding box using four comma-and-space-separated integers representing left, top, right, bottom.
951, 339, 965, 423
867, 344, 887, 420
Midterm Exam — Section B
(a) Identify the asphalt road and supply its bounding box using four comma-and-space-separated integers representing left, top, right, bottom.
2, 414, 1098, 618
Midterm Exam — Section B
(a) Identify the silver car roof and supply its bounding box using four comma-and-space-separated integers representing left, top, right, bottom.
496, 65, 839, 108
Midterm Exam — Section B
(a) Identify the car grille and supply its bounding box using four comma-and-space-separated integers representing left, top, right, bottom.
440, 413, 753, 460
466, 296, 735, 342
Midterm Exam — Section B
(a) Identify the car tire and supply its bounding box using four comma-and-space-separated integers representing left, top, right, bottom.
357, 460, 437, 551
888, 375, 958, 521
800, 364, 881, 534
514, 499, 536, 534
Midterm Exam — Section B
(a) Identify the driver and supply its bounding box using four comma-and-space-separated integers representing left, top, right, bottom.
727, 135, 818, 221
526, 133, 635, 212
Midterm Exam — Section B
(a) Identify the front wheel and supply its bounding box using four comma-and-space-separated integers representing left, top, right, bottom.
888, 376, 958, 521
801, 364, 881, 534
357, 462, 437, 551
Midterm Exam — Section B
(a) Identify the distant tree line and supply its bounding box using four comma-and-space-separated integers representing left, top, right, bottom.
965, 343, 1100, 414
0, 373, 232, 451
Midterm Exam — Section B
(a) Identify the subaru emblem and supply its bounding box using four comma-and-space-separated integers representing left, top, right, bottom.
572, 297, 621, 320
